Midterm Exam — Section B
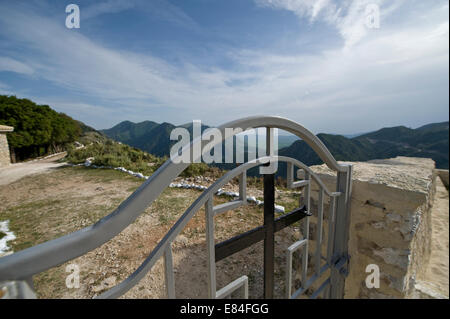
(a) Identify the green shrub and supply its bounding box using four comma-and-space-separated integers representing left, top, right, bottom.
181, 162, 210, 177
67, 141, 161, 175
67, 139, 223, 178
0, 95, 81, 161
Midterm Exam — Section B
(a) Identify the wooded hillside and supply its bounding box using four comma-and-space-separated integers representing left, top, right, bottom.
0, 95, 81, 162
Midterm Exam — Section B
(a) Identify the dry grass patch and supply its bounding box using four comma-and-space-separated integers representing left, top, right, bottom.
0, 166, 312, 299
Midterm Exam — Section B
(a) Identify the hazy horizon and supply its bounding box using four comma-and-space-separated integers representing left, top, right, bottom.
99, 117, 449, 136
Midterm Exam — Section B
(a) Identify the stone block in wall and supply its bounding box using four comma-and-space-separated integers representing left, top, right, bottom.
0, 134, 11, 166
306, 156, 436, 298
435, 169, 449, 189
0, 125, 13, 167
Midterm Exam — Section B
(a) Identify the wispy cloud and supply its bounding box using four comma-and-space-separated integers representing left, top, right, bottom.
254, 0, 406, 47
82, 0, 137, 20
0, 1, 447, 132
143, 0, 201, 30
82, 0, 200, 30
0, 57, 34, 75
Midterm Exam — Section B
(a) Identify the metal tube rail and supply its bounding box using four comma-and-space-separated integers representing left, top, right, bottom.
0, 116, 351, 300
97, 156, 343, 299
0, 116, 347, 283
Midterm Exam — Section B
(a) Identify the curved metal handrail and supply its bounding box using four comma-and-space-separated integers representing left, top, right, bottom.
0, 116, 347, 283
278, 156, 340, 197
216, 116, 345, 173
98, 155, 340, 298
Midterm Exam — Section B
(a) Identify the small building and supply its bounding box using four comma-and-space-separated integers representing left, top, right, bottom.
0, 125, 14, 167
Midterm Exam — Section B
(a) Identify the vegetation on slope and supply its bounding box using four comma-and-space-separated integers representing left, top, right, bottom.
66, 139, 213, 178
101, 120, 209, 157
0, 95, 81, 162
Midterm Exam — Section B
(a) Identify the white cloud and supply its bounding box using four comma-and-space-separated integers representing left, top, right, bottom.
0, 1, 447, 132
0, 57, 34, 75
255, 0, 407, 48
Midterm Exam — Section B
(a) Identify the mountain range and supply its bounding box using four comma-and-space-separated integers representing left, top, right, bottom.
278, 122, 449, 174
101, 120, 178, 157
101, 120, 449, 169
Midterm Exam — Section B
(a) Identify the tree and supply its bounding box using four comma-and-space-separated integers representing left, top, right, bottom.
0, 95, 81, 161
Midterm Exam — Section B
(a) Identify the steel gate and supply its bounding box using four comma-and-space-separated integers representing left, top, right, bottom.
0, 116, 352, 299
203, 155, 352, 299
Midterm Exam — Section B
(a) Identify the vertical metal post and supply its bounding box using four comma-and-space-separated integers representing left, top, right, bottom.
263, 172, 275, 299
301, 172, 310, 287
329, 165, 352, 299
205, 197, 216, 299
324, 194, 337, 299
239, 171, 247, 203
315, 188, 324, 276
164, 245, 175, 299
25, 276, 34, 291
326, 196, 337, 265
263, 126, 275, 299
286, 162, 294, 189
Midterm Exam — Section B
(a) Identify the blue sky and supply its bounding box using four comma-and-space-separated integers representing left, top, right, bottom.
0, 0, 448, 133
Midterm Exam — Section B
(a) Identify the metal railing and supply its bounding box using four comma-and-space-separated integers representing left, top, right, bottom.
0, 116, 352, 299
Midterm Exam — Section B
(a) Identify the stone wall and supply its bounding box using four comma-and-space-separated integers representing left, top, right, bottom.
306, 156, 436, 298
435, 169, 449, 189
0, 132, 12, 167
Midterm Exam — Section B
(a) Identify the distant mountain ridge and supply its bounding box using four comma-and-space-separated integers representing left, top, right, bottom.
102, 120, 449, 169
280, 121, 449, 169
101, 120, 209, 157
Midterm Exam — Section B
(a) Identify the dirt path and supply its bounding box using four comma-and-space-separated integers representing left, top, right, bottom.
419, 177, 449, 298
0, 153, 67, 186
